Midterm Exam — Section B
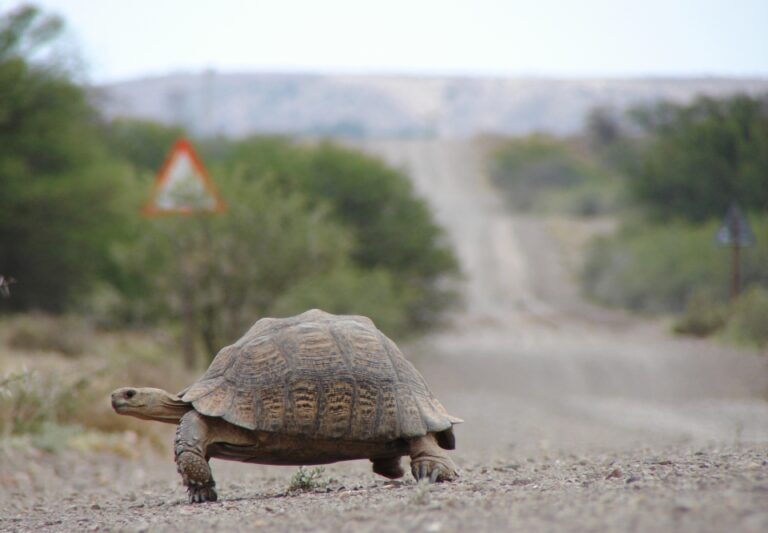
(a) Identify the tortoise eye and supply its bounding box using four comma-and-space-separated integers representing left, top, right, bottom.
126, 390, 136, 399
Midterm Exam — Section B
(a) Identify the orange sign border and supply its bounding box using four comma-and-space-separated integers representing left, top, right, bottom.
142, 138, 227, 217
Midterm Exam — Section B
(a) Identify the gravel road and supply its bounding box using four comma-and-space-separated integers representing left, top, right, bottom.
2, 140, 767, 532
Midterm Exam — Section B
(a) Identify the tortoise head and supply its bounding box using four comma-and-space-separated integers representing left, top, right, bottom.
110, 387, 191, 424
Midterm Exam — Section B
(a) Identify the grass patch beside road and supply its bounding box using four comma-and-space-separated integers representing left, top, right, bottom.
0, 314, 193, 452
581, 216, 768, 348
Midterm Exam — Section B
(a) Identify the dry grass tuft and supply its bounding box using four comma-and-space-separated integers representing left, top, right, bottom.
0, 314, 195, 454
6, 313, 92, 357
288, 466, 327, 492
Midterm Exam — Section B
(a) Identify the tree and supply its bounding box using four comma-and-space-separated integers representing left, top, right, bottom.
100, 118, 186, 173
303, 143, 460, 329
0, 5, 132, 311
117, 171, 355, 357
0, 4, 62, 62
626, 94, 768, 221
212, 138, 461, 332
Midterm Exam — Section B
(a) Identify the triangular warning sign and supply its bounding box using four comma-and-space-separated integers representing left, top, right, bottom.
715, 203, 755, 247
142, 139, 226, 217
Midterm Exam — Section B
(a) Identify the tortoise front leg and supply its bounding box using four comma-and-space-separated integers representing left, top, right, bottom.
409, 433, 458, 482
175, 411, 218, 503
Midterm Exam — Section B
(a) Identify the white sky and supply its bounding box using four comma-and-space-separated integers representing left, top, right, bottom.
9, 0, 768, 83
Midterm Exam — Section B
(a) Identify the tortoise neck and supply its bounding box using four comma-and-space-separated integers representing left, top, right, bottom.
140, 390, 192, 424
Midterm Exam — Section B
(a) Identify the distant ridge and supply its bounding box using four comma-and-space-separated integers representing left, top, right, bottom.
95, 72, 768, 138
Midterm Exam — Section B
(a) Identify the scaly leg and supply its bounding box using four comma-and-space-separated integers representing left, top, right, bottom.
175, 411, 218, 503
409, 433, 458, 482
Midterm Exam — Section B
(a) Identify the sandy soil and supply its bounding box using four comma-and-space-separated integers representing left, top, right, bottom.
2, 140, 767, 532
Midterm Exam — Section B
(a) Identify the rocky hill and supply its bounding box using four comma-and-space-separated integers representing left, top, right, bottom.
95, 72, 768, 138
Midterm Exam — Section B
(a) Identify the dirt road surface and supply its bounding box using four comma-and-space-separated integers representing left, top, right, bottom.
3, 140, 768, 532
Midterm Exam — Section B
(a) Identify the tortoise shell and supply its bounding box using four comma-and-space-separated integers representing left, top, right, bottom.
181, 309, 461, 444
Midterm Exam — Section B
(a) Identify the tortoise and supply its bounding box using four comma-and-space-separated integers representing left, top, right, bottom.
111, 309, 462, 503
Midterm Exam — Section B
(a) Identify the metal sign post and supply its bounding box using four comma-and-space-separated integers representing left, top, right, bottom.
715, 203, 755, 301
143, 138, 226, 369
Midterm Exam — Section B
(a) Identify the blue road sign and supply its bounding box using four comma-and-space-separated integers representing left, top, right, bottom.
715, 203, 755, 247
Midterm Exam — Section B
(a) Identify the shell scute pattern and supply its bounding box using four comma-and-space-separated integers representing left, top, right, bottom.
347, 378, 378, 440
286, 378, 319, 434
318, 379, 355, 438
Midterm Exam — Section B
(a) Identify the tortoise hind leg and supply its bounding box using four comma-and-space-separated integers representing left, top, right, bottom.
175, 411, 218, 503
371, 456, 405, 479
409, 433, 458, 483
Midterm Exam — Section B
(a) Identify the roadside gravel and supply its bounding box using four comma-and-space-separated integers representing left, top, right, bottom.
2, 443, 767, 532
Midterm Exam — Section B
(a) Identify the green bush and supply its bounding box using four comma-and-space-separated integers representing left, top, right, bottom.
114, 171, 355, 355
200, 137, 460, 335
0, 6, 134, 312
673, 290, 729, 337
272, 265, 411, 337
99, 135, 460, 353
582, 220, 723, 312
581, 215, 768, 313
100, 118, 185, 173
625, 95, 768, 222
488, 134, 620, 214
724, 286, 768, 348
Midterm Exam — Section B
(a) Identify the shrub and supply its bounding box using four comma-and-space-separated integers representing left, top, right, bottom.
272, 265, 411, 337
488, 134, 621, 214
673, 290, 729, 337
0, 369, 86, 436
724, 285, 768, 348
581, 215, 768, 313
0, 314, 193, 443
111, 138, 460, 358
283, 141, 460, 331
0, 6, 134, 313
581, 219, 728, 312
625, 95, 768, 222
288, 466, 327, 492
114, 171, 355, 356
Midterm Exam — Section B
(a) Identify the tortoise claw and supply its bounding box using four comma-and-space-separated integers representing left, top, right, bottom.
188, 483, 218, 504
411, 458, 457, 483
